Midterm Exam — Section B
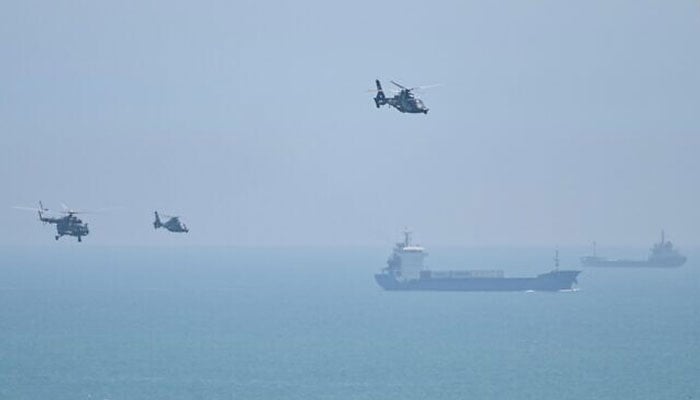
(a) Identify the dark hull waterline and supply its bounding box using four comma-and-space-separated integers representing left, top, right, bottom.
580, 257, 686, 268
375, 270, 580, 292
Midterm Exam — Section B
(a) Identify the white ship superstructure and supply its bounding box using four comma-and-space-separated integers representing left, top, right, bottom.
387, 230, 427, 280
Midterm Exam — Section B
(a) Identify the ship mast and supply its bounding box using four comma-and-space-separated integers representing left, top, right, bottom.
403, 227, 412, 247
554, 247, 560, 271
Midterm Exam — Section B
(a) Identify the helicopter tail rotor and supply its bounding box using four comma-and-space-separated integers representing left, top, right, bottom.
38, 201, 48, 221
13, 202, 50, 224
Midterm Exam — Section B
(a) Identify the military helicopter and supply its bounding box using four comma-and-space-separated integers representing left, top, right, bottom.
371, 80, 439, 114
14, 202, 90, 242
153, 211, 189, 233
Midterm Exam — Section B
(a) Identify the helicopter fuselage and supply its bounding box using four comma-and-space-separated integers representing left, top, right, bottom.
384, 91, 428, 114
154, 211, 189, 233
373, 80, 430, 114
40, 213, 89, 242
162, 218, 188, 233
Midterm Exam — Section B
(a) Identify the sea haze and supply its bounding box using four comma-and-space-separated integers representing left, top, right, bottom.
0, 246, 698, 399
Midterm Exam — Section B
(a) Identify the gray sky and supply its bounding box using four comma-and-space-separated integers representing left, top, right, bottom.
1, 0, 699, 246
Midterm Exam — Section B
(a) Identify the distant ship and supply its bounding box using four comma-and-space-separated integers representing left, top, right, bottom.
374, 231, 580, 292
580, 231, 687, 268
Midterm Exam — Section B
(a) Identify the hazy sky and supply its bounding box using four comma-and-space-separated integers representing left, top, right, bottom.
1, 0, 698, 246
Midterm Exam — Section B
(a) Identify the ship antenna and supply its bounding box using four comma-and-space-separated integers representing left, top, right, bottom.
403, 227, 412, 247
554, 247, 560, 271
661, 230, 665, 244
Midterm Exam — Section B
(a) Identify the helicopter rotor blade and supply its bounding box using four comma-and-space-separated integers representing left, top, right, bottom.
366, 88, 400, 94
390, 80, 407, 90
13, 206, 46, 212
59, 203, 82, 214
58, 203, 89, 214
387, 80, 442, 92
56, 205, 122, 215
409, 83, 442, 91
93, 206, 124, 213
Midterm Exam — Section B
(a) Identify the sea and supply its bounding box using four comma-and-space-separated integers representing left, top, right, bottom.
0, 245, 698, 400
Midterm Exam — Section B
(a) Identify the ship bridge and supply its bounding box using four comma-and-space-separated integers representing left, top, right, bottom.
392, 230, 427, 280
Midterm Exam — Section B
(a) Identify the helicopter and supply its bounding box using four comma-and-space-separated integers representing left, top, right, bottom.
14, 202, 90, 242
153, 211, 189, 233
371, 80, 439, 114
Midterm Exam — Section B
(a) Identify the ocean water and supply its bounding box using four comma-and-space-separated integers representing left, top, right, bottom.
0, 246, 698, 400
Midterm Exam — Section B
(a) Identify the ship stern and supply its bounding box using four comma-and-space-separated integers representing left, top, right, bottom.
374, 273, 403, 290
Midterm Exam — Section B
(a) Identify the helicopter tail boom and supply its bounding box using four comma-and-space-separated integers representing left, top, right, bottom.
374, 79, 387, 108
153, 211, 163, 229
36, 201, 52, 223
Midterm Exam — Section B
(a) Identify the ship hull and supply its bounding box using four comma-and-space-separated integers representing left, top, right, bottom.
375, 270, 580, 292
580, 257, 686, 268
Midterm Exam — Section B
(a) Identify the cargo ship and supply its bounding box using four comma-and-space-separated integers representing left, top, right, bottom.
374, 231, 580, 292
580, 231, 687, 268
